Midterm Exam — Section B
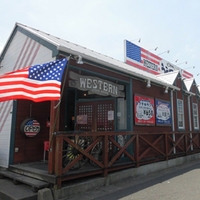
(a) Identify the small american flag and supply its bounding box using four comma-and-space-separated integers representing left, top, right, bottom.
0, 58, 68, 102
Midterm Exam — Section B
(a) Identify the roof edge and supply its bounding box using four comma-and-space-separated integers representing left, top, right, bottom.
58, 46, 180, 91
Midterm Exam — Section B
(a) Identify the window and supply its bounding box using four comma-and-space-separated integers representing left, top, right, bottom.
193, 103, 199, 129
177, 99, 185, 129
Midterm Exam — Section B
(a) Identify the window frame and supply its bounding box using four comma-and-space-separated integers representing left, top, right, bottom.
192, 103, 199, 130
177, 99, 185, 129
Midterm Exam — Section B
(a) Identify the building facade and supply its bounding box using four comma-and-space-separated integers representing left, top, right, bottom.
0, 23, 199, 173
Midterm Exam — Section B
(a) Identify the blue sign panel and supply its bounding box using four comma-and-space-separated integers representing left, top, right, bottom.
156, 99, 171, 125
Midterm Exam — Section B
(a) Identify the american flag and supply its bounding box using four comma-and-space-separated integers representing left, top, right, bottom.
0, 58, 68, 102
125, 40, 162, 75
125, 40, 193, 79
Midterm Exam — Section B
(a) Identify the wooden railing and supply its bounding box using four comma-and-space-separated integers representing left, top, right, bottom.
49, 131, 200, 188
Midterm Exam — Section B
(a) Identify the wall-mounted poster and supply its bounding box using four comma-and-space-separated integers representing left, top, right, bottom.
156, 99, 171, 126
108, 110, 114, 120
134, 95, 155, 125
76, 115, 87, 124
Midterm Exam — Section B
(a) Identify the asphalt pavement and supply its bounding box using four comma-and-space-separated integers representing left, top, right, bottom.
66, 159, 200, 200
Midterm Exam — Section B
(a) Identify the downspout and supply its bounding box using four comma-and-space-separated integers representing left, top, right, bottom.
129, 78, 133, 131
9, 100, 18, 165
171, 90, 176, 154
188, 95, 193, 150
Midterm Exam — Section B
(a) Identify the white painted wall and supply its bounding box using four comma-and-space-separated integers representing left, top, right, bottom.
0, 101, 13, 167
0, 29, 54, 167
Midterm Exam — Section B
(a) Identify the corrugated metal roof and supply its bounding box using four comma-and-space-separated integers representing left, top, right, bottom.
13, 23, 181, 90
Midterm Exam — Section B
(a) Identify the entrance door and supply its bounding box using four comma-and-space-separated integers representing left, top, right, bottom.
75, 100, 114, 132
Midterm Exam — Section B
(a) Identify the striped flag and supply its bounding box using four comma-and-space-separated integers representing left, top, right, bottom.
0, 38, 41, 133
125, 40, 193, 79
0, 58, 68, 102
125, 40, 162, 75
181, 69, 193, 79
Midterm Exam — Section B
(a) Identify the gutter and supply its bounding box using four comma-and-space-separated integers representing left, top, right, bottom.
183, 90, 196, 96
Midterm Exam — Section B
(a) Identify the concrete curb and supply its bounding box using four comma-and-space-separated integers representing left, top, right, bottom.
38, 188, 53, 200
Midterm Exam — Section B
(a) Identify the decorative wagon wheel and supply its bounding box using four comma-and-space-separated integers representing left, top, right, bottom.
89, 141, 103, 167
62, 135, 92, 170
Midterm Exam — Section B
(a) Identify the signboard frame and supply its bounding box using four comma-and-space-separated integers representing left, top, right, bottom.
134, 94, 155, 126
155, 99, 172, 126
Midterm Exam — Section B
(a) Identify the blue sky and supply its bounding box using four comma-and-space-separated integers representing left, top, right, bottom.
1, 0, 200, 82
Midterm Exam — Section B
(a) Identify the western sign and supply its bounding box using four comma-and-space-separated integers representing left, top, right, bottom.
69, 71, 125, 97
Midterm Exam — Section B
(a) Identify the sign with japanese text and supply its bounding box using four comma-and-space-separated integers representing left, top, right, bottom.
156, 99, 171, 125
134, 95, 155, 125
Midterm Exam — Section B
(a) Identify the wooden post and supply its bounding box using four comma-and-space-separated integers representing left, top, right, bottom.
54, 136, 63, 189
103, 135, 108, 177
135, 134, 139, 167
48, 100, 60, 174
55, 136, 63, 175
185, 132, 188, 155
165, 133, 168, 160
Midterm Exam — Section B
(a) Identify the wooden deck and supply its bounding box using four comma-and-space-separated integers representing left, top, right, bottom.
0, 158, 134, 189
2, 131, 200, 189
8, 162, 55, 184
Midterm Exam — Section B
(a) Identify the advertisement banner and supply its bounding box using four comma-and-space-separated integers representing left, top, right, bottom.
155, 99, 171, 125
134, 95, 155, 125
124, 40, 193, 79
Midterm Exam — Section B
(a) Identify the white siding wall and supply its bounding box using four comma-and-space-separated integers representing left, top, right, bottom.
0, 30, 54, 167
32, 44, 55, 65
0, 101, 13, 167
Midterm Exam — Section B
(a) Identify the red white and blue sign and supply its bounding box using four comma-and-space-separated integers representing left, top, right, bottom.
134, 95, 155, 125
124, 40, 193, 79
20, 118, 41, 137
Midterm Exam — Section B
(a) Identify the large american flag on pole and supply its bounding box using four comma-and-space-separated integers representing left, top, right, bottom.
0, 58, 68, 102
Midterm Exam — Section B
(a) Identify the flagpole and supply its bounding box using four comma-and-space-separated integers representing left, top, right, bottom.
48, 56, 71, 174
54, 55, 71, 109
53, 56, 71, 131
51, 55, 71, 142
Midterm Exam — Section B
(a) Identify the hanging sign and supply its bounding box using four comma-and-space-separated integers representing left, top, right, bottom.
134, 95, 155, 125
155, 99, 171, 125
108, 110, 114, 120
20, 118, 41, 137
69, 71, 125, 97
